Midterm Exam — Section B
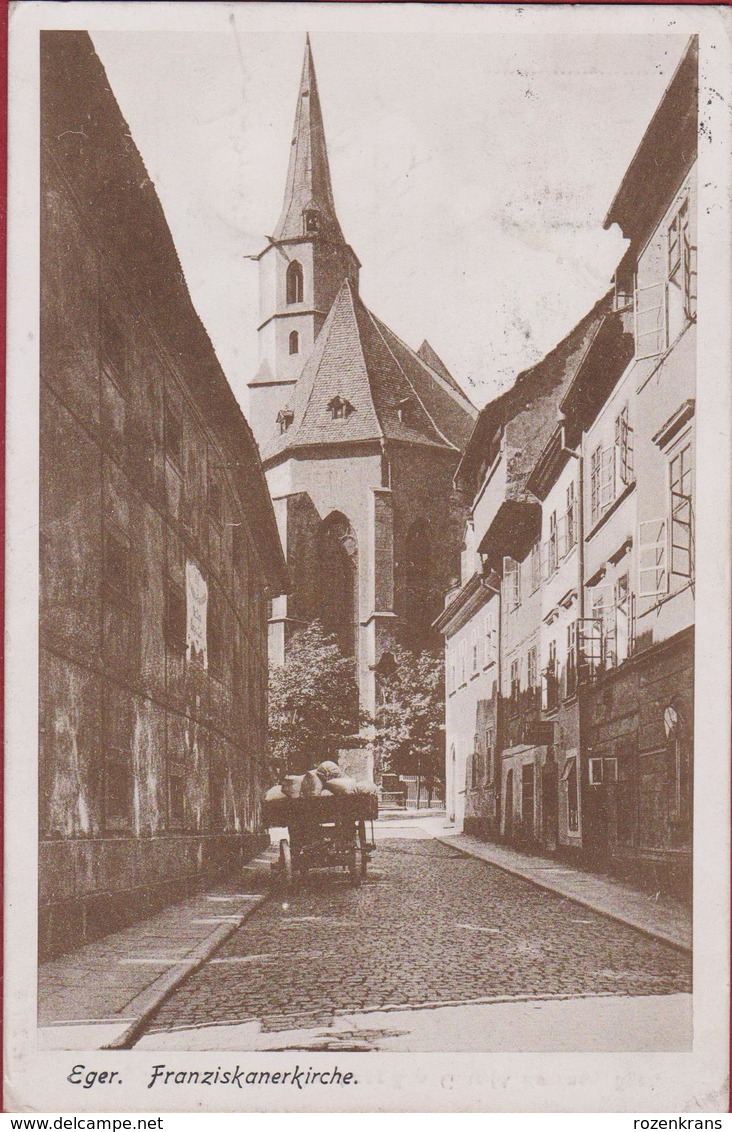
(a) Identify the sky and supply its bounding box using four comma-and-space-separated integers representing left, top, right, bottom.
91, 24, 688, 411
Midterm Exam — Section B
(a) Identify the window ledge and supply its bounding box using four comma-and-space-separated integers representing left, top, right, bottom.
586, 480, 636, 542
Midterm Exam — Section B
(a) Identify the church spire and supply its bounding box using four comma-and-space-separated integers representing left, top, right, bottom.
273, 35, 345, 243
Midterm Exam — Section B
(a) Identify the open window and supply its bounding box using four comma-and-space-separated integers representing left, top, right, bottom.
669, 442, 693, 579
615, 405, 634, 487
503, 556, 521, 611
638, 518, 668, 597
667, 193, 696, 338
286, 260, 304, 305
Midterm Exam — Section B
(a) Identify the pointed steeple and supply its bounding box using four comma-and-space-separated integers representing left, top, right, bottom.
273, 36, 345, 243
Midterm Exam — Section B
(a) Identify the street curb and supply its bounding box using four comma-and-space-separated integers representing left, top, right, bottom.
103, 892, 271, 1050
378, 809, 446, 822
435, 836, 692, 955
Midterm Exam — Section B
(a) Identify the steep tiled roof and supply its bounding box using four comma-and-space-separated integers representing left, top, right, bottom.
456, 293, 613, 496
417, 340, 469, 399
373, 319, 477, 450
272, 36, 346, 245
262, 281, 477, 463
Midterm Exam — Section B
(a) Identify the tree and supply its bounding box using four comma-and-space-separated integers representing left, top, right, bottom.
371, 643, 445, 789
268, 621, 365, 775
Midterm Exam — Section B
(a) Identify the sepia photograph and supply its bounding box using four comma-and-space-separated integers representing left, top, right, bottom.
4, 0, 731, 1114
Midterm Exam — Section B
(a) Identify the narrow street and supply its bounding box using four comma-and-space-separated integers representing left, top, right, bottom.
134, 820, 691, 1052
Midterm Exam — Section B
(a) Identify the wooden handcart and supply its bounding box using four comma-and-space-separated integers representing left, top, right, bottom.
263, 792, 378, 888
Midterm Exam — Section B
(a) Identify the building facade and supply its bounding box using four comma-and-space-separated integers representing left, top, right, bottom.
40, 32, 288, 958
247, 39, 477, 726
576, 38, 696, 892
439, 38, 696, 895
446, 300, 608, 842
436, 523, 500, 832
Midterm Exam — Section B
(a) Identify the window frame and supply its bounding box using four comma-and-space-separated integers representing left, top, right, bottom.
669, 439, 693, 579
638, 518, 669, 598
510, 657, 521, 701
615, 405, 634, 487
286, 260, 304, 305
548, 511, 558, 575
503, 556, 521, 611
527, 645, 538, 691
590, 445, 602, 526
565, 481, 577, 551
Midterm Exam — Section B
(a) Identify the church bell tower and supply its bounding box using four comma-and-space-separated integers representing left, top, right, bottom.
247, 36, 360, 447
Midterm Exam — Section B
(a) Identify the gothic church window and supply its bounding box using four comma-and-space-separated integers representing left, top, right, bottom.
317, 512, 358, 657
286, 260, 304, 305
289, 330, 299, 355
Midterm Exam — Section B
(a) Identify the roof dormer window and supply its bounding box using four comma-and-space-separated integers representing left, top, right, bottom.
396, 397, 411, 424
277, 406, 294, 434
304, 209, 320, 235
327, 395, 354, 421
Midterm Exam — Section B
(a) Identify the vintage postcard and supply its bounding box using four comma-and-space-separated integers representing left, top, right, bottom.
4, 0, 731, 1114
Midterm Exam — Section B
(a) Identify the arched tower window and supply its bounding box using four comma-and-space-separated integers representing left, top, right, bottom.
317, 512, 358, 657
288, 330, 299, 355
286, 260, 304, 305
405, 518, 434, 649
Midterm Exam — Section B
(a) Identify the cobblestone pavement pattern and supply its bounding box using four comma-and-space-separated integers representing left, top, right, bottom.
146, 839, 692, 1036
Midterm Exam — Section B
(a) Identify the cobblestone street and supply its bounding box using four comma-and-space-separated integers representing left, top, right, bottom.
142, 834, 691, 1045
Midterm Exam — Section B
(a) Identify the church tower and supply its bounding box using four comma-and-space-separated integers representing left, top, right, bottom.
248, 37, 360, 446
251, 36, 478, 728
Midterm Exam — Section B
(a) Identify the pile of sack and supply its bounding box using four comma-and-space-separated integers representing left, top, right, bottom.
265, 760, 378, 804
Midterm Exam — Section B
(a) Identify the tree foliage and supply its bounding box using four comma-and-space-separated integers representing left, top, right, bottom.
371, 643, 445, 781
268, 621, 365, 775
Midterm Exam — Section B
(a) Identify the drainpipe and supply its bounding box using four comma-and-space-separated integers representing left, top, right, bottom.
480, 567, 501, 833
560, 415, 587, 854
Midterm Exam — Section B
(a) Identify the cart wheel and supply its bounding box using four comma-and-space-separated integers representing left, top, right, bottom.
279, 838, 293, 889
